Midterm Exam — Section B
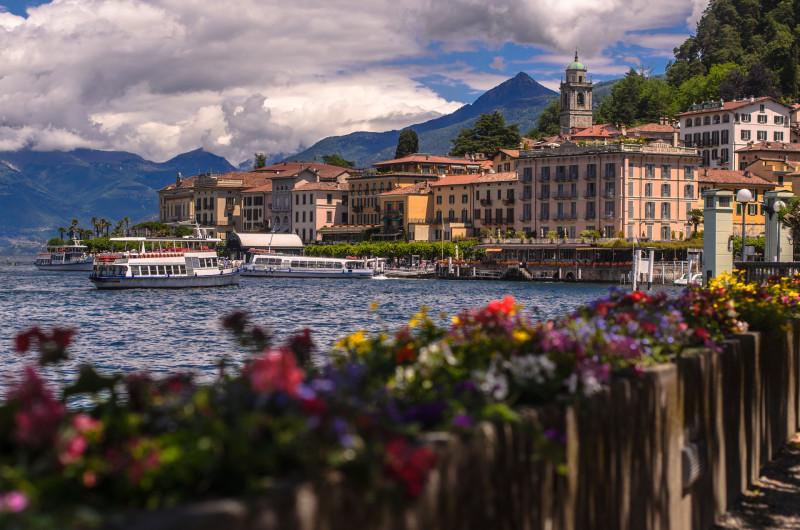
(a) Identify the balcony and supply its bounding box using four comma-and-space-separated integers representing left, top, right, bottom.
583, 190, 596, 198
602, 190, 615, 198
480, 198, 493, 206
538, 174, 551, 182
554, 191, 578, 200
502, 197, 515, 204
352, 205, 363, 213
603, 172, 616, 180
584, 212, 597, 220
538, 214, 550, 221
522, 192, 532, 200
584, 172, 597, 180
537, 193, 551, 199
603, 212, 616, 219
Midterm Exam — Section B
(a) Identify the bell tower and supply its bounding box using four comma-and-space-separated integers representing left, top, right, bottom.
559, 51, 593, 135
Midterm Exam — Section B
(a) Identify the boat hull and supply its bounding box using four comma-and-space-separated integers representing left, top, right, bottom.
240, 268, 375, 279
90, 271, 240, 289
35, 260, 95, 272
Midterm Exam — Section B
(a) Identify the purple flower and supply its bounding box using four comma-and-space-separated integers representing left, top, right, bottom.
0, 491, 28, 513
453, 413, 473, 427
544, 429, 566, 445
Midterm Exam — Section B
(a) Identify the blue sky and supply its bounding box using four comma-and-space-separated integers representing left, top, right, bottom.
0, 0, 707, 164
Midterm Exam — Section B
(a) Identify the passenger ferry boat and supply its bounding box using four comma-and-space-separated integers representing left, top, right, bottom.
240, 250, 383, 279
34, 240, 94, 271
89, 232, 239, 289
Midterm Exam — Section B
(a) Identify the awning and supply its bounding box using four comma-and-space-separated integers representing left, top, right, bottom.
485, 248, 503, 252
392, 216, 402, 221
380, 216, 389, 221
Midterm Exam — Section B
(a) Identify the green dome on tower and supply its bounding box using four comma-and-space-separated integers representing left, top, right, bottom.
567, 51, 586, 71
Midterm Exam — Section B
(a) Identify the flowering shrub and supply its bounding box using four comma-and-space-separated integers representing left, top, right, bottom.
0, 274, 796, 526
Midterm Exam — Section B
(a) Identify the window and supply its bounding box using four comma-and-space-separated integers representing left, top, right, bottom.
704, 116, 711, 125
741, 113, 751, 122
569, 165, 579, 180
461, 209, 468, 222
661, 184, 671, 197
645, 164, 655, 178
604, 163, 616, 178
645, 183, 652, 197
684, 166, 694, 180
775, 131, 784, 141
586, 164, 596, 179
684, 134, 692, 146
326, 211, 332, 223
555, 166, 565, 180
757, 130, 767, 141
295, 195, 299, 205
628, 200, 634, 217
661, 165, 671, 179
684, 184, 694, 198
522, 203, 531, 221
462, 194, 468, 203
540, 167, 550, 181
713, 115, 720, 124
661, 202, 671, 219
741, 130, 751, 141
694, 117, 701, 126
449, 209, 455, 221
326, 194, 332, 204
522, 167, 532, 182
436, 195, 442, 204
449, 195, 455, 204
604, 201, 615, 217
721, 130, 729, 144
645, 202, 655, 219
723, 114, 730, 123
775, 116, 785, 125
758, 114, 767, 123
685, 119, 692, 128
474, 209, 481, 219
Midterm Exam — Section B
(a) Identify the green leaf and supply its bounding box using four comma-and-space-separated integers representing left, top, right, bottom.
62, 365, 122, 397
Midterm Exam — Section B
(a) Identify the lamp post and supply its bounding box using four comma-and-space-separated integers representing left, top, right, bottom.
774, 199, 786, 262
736, 189, 753, 261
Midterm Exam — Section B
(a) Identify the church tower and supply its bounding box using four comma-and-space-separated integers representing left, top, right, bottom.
559, 51, 593, 135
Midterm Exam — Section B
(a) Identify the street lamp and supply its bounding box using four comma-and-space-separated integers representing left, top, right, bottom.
736, 189, 753, 261
774, 199, 786, 262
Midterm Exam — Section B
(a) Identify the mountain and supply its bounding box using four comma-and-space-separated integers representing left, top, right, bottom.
285, 72, 558, 168
0, 148, 235, 249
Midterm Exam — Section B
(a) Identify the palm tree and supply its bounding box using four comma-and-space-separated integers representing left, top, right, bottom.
124, 216, 130, 235
57, 227, 66, 240
114, 220, 124, 236
91, 217, 99, 238
689, 209, 704, 237
70, 218, 79, 239
100, 219, 111, 237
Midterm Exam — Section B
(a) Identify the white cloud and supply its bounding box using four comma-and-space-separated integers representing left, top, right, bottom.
0, 0, 699, 165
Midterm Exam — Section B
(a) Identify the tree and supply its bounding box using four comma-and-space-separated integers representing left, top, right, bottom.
322, 154, 355, 169
57, 227, 66, 240
395, 129, 419, 158
91, 217, 99, 238
526, 97, 560, 139
449, 111, 521, 156
689, 209, 704, 236
254, 153, 267, 170
718, 63, 780, 101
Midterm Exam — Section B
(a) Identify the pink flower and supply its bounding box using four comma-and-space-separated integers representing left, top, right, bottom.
9, 366, 65, 448
0, 491, 29, 513
246, 348, 305, 397
59, 434, 88, 466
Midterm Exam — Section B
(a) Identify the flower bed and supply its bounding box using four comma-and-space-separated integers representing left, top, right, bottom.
1, 273, 799, 528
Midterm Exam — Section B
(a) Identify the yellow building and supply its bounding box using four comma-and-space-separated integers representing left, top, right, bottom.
377, 181, 433, 241
430, 175, 480, 240
696, 169, 776, 237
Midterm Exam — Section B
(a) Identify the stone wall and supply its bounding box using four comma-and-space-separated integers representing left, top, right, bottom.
121, 321, 800, 530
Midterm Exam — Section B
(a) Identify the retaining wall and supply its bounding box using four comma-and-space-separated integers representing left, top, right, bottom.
121, 320, 800, 530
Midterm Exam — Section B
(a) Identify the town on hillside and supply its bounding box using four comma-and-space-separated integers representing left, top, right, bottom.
158, 54, 800, 255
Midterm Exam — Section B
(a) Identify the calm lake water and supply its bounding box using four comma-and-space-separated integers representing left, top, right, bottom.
0, 265, 685, 389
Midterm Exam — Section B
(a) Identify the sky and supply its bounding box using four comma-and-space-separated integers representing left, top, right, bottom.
0, 0, 709, 166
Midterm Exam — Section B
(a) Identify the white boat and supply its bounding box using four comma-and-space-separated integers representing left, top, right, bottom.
34, 240, 95, 271
674, 248, 703, 286
673, 272, 703, 286
240, 250, 383, 279
89, 233, 239, 290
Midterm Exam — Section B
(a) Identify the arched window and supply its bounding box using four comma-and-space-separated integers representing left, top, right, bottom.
577, 93, 585, 107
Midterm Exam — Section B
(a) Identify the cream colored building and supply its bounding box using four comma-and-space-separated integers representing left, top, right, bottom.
377, 181, 433, 241
517, 140, 701, 241
291, 181, 348, 243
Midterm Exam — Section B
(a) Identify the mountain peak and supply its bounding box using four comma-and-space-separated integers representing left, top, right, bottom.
471, 72, 556, 112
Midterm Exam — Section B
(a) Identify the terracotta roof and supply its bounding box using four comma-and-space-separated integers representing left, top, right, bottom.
628, 123, 675, 133
697, 169, 773, 186
255, 162, 354, 175
380, 181, 431, 196
159, 175, 198, 192
674, 97, 787, 117
243, 180, 273, 193
293, 181, 348, 192
736, 141, 800, 153
430, 174, 480, 187
372, 154, 476, 166
348, 173, 442, 180
476, 171, 517, 183
570, 124, 620, 138
497, 149, 519, 158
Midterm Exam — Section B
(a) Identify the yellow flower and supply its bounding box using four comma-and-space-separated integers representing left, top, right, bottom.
512, 329, 530, 343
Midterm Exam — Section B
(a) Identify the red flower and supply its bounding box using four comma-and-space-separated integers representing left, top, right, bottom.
694, 328, 710, 342
383, 437, 437, 499
395, 344, 416, 364
641, 322, 657, 335
9, 366, 65, 448
245, 348, 305, 397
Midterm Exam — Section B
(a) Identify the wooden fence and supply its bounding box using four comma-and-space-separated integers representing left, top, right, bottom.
122, 321, 800, 530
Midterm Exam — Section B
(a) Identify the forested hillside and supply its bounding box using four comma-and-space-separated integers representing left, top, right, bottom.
667, 0, 799, 100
